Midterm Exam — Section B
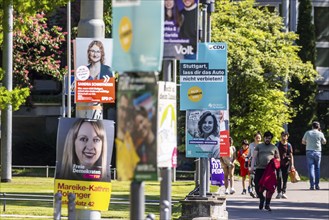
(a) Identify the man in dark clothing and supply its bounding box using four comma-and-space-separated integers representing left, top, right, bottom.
276, 132, 294, 199
179, 0, 198, 58
250, 131, 280, 211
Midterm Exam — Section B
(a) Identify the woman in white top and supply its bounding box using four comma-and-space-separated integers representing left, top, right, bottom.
247, 131, 262, 195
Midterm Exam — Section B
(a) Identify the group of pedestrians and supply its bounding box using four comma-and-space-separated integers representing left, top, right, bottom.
220, 121, 326, 212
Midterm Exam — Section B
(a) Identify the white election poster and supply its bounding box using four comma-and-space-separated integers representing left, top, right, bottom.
157, 81, 177, 168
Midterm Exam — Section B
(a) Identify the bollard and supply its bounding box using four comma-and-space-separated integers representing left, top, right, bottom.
160, 200, 170, 220
145, 213, 156, 220
3, 193, 6, 212
54, 192, 62, 220
68, 193, 76, 220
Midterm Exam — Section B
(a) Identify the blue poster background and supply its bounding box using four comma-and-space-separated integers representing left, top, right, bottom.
180, 43, 228, 110
112, 0, 164, 72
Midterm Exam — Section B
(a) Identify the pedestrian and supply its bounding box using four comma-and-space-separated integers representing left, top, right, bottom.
276, 131, 294, 199
302, 121, 327, 190
247, 131, 262, 197
250, 131, 280, 211
237, 139, 250, 195
220, 137, 236, 195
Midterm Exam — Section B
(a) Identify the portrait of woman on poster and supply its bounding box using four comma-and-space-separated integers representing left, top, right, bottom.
58, 119, 110, 181
131, 106, 157, 165
197, 111, 220, 158
165, 0, 183, 32
87, 40, 113, 80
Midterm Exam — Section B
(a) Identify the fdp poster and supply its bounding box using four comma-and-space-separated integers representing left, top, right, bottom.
54, 117, 115, 210
116, 72, 158, 181
180, 42, 228, 110
112, 0, 164, 71
163, 0, 199, 60
186, 110, 220, 158
157, 81, 177, 168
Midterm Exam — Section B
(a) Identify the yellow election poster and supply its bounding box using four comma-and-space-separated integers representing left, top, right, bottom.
54, 179, 111, 210
54, 118, 115, 211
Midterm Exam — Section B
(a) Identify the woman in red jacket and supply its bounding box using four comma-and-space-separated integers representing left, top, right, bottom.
237, 140, 250, 195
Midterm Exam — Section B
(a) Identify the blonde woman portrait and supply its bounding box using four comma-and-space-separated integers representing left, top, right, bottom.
57, 118, 110, 181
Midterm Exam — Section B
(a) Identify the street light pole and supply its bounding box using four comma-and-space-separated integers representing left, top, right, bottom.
76, 0, 105, 219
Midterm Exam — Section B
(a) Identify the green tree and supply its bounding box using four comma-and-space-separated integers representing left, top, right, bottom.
289, 0, 318, 153
0, 0, 70, 109
209, 0, 318, 143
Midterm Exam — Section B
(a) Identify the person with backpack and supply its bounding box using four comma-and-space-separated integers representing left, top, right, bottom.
276, 131, 294, 199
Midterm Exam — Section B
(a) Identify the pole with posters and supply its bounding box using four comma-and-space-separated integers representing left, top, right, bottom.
199, 1, 209, 198
76, 0, 104, 219
160, 60, 173, 219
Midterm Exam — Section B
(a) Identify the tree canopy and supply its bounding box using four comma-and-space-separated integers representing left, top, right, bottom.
211, 0, 318, 143
0, 0, 70, 110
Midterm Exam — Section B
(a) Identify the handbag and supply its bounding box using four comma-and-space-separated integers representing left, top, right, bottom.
289, 169, 301, 183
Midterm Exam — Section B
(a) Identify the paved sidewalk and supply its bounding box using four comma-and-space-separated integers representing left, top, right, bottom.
218, 180, 329, 220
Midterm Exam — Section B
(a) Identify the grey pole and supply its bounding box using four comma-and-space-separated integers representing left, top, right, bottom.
54, 192, 62, 220
159, 60, 174, 219
76, 0, 105, 119
130, 181, 145, 220
67, 1, 72, 118
68, 193, 76, 220
282, 0, 289, 132
76, 0, 104, 219
198, 2, 209, 198
1, 0, 13, 183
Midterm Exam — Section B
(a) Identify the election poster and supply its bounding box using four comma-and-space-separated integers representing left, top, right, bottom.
116, 72, 158, 181
163, 0, 199, 60
185, 110, 220, 158
219, 110, 230, 157
112, 0, 164, 71
54, 117, 115, 210
180, 42, 228, 110
74, 38, 115, 119
157, 81, 177, 168
210, 158, 225, 186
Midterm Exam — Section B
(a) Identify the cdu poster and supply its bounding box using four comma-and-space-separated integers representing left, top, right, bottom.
186, 110, 220, 158
180, 42, 228, 110
112, 0, 164, 71
157, 81, 177, 168
54, 117, 114, 210
116, 72, 158, 181
163, 0, 199, 60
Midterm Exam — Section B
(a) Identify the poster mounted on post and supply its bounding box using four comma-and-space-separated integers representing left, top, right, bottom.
54, 117, 115, 211
157, 81, 177, 168
163, 0, 199, 60
112, 0, 164, 71
74, 38, 115, 119
116, 72, 158, 181
180, 42, 228, 110
185, 110, 220, 158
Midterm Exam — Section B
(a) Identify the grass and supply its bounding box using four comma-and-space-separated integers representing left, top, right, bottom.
0, 177, 216, 219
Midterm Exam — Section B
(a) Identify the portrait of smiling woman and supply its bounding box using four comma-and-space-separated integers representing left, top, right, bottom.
57, 118, 111, 181
197, 111, 220, 158
87, 40, 113, 80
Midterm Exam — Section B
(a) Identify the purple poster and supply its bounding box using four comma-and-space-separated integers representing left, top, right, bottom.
163, 0, 199, 60
210, 158, 224, 186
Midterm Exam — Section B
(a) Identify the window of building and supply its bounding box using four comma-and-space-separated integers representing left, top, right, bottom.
314, 7, 329, 42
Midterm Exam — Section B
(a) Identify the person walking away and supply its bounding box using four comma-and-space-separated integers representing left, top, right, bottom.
276, 131, 294, 199
250, 131, 280, 211
247, 131, 262, 196
302, 121, 326, 190
220, 137, 237, 195
237, 140, 250, 195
